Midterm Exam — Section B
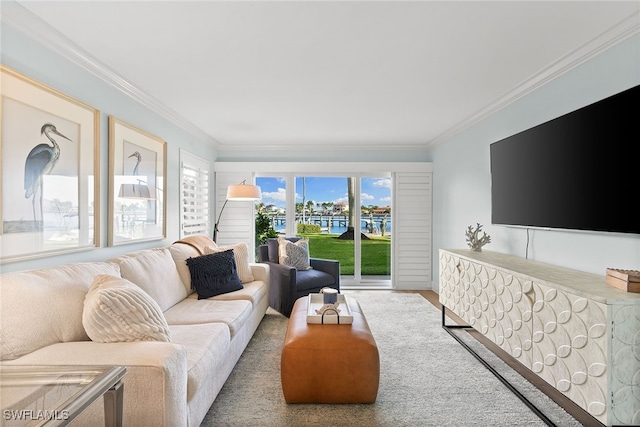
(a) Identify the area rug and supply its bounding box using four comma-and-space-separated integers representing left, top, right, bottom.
200, 291, 582, 426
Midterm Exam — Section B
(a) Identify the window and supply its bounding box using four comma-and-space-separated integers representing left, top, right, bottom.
179, 150, 210, 238
255, 175, 288, 234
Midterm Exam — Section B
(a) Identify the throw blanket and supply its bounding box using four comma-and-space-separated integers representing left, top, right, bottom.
174, 235, 216, 255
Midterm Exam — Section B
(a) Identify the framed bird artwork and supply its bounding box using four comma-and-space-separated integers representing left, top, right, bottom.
0, 65, 100, 262
108, 116, 166, 246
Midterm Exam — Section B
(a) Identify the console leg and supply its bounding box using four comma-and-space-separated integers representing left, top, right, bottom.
103, 381, 124, 427
441, 305, 556, 426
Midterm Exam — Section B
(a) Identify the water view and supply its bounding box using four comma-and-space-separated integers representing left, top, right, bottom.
268, 214, 392, 236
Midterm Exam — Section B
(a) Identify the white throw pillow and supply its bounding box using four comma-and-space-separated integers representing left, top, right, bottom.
169, 243, 202, 296
83, 275, 171, 343
205, 242, 255, 283
110, 248, 187, 312
278, 237, 312, 270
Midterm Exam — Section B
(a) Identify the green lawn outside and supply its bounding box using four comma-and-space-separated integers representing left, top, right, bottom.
302, 233, 391, 275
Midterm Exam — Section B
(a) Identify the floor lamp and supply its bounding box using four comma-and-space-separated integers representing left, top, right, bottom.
213, 180, 262, 242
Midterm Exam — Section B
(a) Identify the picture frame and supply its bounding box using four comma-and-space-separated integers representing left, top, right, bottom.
0, 65, 100, 262
108, 116, 166, 246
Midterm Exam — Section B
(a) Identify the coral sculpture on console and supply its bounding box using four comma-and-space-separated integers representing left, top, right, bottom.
465, 223, 491, 252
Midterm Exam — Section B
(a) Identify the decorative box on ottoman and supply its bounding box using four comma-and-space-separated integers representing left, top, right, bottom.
280, 295, 380, 403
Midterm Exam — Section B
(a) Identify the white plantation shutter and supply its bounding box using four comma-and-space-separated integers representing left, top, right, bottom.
180, 150, 210, 238
214, 171, 256, 254
393, 171, 432, 289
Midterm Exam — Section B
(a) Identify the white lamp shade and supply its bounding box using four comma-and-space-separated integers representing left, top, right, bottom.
227, 183, 261, 200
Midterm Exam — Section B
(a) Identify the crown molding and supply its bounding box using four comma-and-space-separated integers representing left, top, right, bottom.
426, 10, 640, 149
1, 2, 219, 147
214, 141, 429, 152
213, 161, 432, 173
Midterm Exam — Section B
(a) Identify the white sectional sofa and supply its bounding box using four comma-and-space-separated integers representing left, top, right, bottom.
0, 236, 269, 427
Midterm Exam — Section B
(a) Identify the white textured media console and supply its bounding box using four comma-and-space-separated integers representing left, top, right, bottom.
439, 249, 640, 426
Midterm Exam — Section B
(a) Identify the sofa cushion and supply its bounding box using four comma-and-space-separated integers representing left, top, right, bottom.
169, 323, 230, 401
209, 280, 267, 306
83, 275, 171, 343
278, 237, 312, 270
186, 250, 243, 299
163, 298, 253, 339
111, 248, 187, 311
205, 242, 255, 283
0, 262, 121, 360
296, 269, 336, 292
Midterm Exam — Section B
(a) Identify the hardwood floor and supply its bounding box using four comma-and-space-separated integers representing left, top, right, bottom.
414, 289, 602, 427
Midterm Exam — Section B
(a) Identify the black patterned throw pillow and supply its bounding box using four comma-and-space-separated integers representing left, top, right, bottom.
186, 249, 243, 299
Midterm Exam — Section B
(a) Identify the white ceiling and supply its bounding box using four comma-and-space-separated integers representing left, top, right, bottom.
13, 1, 640, 151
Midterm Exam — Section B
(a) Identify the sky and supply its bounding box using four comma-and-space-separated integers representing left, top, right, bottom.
257, 176, 391, 209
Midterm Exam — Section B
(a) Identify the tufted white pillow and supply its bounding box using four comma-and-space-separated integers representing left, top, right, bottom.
83, 275, 171, 343
205, 242, 255, 283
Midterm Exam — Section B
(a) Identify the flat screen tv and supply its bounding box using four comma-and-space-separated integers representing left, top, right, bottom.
490, 84, 640, 235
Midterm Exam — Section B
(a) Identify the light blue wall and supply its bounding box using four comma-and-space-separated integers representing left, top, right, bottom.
429, 34, 640, 291
1, 24, 217, 273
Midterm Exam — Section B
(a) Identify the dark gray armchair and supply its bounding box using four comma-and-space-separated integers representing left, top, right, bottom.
258, 237, 340, 317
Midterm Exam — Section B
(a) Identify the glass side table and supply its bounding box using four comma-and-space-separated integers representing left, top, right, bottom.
0, 365, 126, 427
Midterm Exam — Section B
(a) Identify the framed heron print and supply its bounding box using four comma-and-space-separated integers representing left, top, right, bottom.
0, 65, 100, 262
108, 116, 166, 246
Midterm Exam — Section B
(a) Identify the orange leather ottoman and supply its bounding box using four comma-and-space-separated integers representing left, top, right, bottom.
281, 296, 380, 403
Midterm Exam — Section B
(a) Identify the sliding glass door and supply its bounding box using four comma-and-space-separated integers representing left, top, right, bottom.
256, 173, 391, 287
360, 176, 391, 283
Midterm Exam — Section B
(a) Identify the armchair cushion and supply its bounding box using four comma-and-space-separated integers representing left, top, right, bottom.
296, 269, 336, 292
